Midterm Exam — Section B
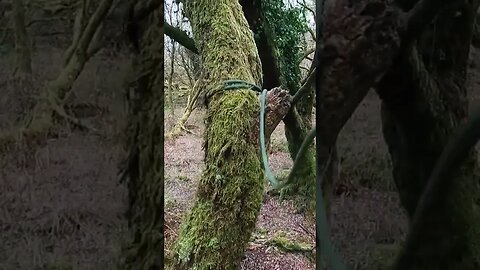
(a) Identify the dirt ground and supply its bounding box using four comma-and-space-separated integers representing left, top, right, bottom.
1, 35, 480, 270
164, 110, 316, 270
0, 46, 130, 270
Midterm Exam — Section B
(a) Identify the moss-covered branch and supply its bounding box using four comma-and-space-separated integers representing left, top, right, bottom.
252, 230, 314, 253
164, 21, 198, 54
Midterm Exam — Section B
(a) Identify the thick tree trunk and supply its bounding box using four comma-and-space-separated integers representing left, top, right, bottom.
377, 1, 480, 268
120, 2, 164, 269
12, 0, 31, 76
313, 0, 403, 220
169, 1, 290, 269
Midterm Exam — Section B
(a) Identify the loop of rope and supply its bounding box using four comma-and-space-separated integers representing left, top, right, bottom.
222, 79, 279, 187
221, 80, 321, 191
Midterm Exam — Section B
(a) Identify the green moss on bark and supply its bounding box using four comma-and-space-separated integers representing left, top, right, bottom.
169, 0, 265, 269
282, 110, 316, 205
170, 92, 265, 270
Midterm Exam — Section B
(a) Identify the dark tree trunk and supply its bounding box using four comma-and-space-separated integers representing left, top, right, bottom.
240, 0, 317, 205
308, 0, 480, 268
376, 1, 480, 268
120, 1, 164, 269
314, 0, 403, 220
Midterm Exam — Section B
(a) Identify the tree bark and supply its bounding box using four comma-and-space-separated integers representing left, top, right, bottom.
169, 1, 290, 269
120, 1, 164, 268
376, 1, 480, 268
312, 0, 404, 221
309, 0, 480, 268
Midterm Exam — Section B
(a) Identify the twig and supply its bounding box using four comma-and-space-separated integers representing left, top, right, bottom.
181, 125, 198, 136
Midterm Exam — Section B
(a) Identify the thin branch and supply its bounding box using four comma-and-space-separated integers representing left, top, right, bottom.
77, 0, 114, 54
299, 1, 315, 21
299, 47, 315, 63
307, 27, 316, 41
292, 67, 315, 104
25, 18, 59, 28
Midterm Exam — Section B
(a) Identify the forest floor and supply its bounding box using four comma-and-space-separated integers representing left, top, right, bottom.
0, 47, 130, 270
163, 102, 404, 270
164, 47, 480, 270
164, 110, 316, 270
1, 38, 479, 270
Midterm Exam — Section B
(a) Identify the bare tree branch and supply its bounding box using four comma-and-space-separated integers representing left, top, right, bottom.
299, 47, 315, 63
307, 26, 316, 41
299, 0, 315, 21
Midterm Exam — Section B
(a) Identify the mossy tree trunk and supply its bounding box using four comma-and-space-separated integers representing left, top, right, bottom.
376, 0, 480, 268
164, 4, 317, 202
169, 1, 291, 269
12, 0, 32, 77
120, 1, 164, 268
240, 0, 317, 207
